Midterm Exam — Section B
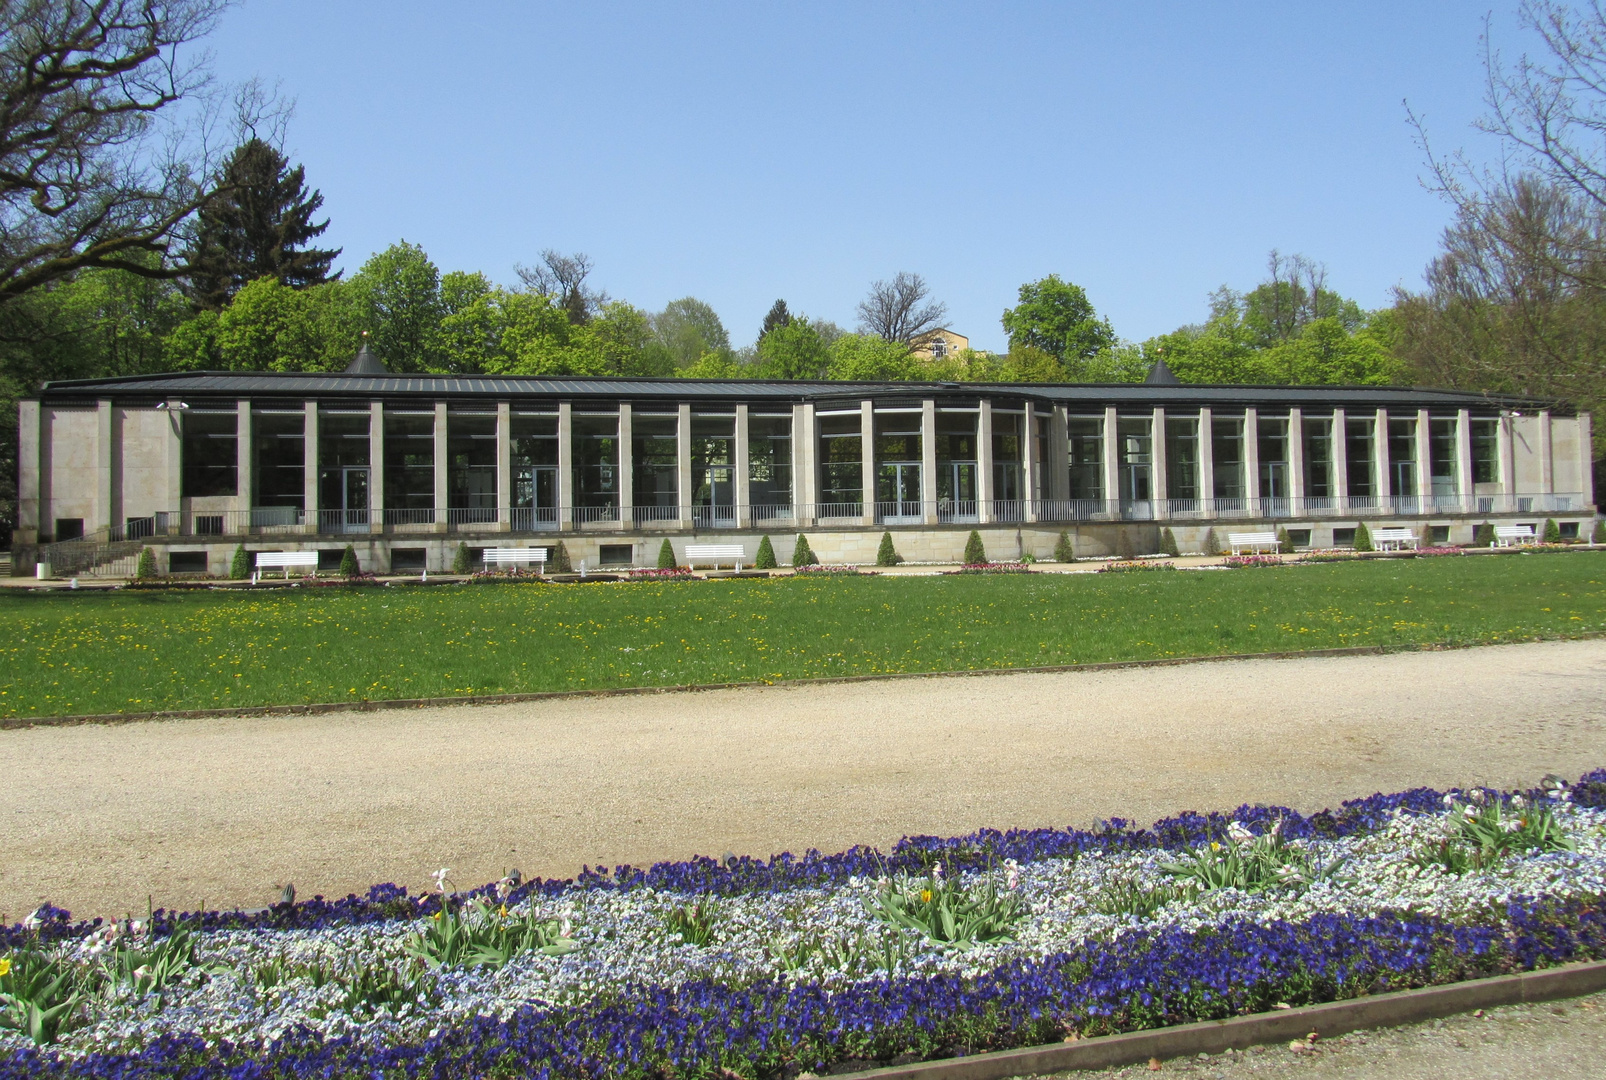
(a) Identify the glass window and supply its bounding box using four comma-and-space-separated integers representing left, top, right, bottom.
1388, 417, 1417, 497
993, 412, 1023, 503
1345, 417, 1375, 498
1303, 417, 1333, 499
1164, 415, 1198, 502
511, 413, 558, 514
1472, 419, 1498, 485
1067, 416, 1103, 500
875, 412, 921, 464
1257, 417, 1289, 500
573, 414, 619, 510
749, 413, 792, 509
384, 411, 435, 511
632, 413, 678, 510
1118, 416, 1151, 503
1429, 418, 1457, 495
448, 411, 496, 513
253, 410, 303, 510
818, 414, 863, 510
1212, 417, 1244, 501
181, 411, 237, 498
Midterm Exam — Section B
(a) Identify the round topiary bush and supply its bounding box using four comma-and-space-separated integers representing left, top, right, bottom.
963, 530, 986, 565
754, 535, 777, 569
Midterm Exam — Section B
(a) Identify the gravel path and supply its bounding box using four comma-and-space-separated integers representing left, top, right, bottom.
1088, 990, 1606, 1078
3, 639, 1604, 920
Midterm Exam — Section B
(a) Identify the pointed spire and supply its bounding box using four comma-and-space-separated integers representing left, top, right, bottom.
344, 332, 389, 374
1144, 358, 1180, 385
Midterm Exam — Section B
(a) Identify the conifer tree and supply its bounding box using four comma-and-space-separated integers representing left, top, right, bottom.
1276, 526, 1292, 554
182, 139, 341, 309
450, 543, 468, 575
875, 532, 901, 566
791, 533, 816, 566
759, 299, 791, 341
963, 530, 987, 565
658, 538, 676, 569
230, 545, 250, 579
136, 547, 155, 579
1201, 526, 1220, 556
1593, 519, 1605, 544
1543, 517, 1561, 543
754, 535, 777, 569
1475, 521, 1495, 546
1159, 527, 1179, 557
1353, 522, 1374, 552
1053, 530, 1076, 562
549, 541, 573, 572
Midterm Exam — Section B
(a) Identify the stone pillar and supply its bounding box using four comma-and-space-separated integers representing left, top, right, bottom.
795, 403, 816, 522
1539, 409, 1554, 496
557, 402, 574, 529
677, 402, 692, 528
1332, 408, 1348, 508
978, 399, 995, 523
617, 402, 634, 529
1102, 404, 1119, 518
303, 401, 319, 532
1021, 409, 1038, 522
1498, 411, 1516, 511
96, 399, 114, 536
1374, 409, 1392, 504
859, 399, 876, 526
369, 402, 385, 534
1243, 407, 1261, 516
164, 398, 182, 528
1456, 408, 1474, 513
1049, 405, 1070, 508
1579, 412, 1595, 510
920, 399, 937, 525
433, 402, 448, 530
1198, 407, 1215, 509
236, 400, 253, 529
16, 399, 40, 544
735, 404, 751, 528
496, 401, 512, 531
1288, 409, 1305, 510
1151, 407, 1168, 517
1416, 408, 1433, 510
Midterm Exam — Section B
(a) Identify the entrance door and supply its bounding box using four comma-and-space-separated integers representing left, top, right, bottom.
877, 462, 921, 522
694, 466, 736, 527
938, 462, 977, 522
340, 467, 369, 532
513, 465, 558, 529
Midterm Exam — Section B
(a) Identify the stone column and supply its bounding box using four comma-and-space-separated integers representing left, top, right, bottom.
1288, 409, 1305, 510
368, 402, 385, 534
1416, 408, 1433, 510
1498, 411, 1516, 512
1243, 407, 1261, 516
1456, 409, 1474, 513
859, 399, 876, 526
16, 399, 40, 544
433, 402, 449, 531
978, 399, 995, 523
1374, 409, 1392, 505
303, 402, 319, 532
557, 402, 574, 529
795, 403, 815, 523
1198, 407, 1215, 510
96, 399, 114, 536
677, 402, 692, 528
1579, 412, 1595, 510
1332, 408, 1348, 508
164, 398, 182, 530
1539, 409, 1554, 497
920, 399, 937, 525
1022, 409, 1038, 522
735, 404, 751, 529
1151, 407, 1168, 516
1102, 404, 1119, 518
496, 401, 511, 532
1049, 405, 1070, 509
617, 402, 634, 529
235, 400, 253, 532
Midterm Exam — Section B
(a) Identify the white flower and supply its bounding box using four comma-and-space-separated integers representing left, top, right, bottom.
432, 868, 452, 894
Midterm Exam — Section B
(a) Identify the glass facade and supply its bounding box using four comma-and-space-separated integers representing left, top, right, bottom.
384, 411, 435, 513
1388, 417, 1417, 498
1164, 415, 1198, 504
817, 414, 863, 513
748, 413, 793, 514
992, 411, 1023, 507
319, 410, 371, 530
1258, 417, 1289, 511
1117, 416, 1152, 512
252, 409, 303, 514
1212, 417, 1245, 504
1303, 417, 1334, 501
692, 412, 735, 526
1067, 416, 1103, 501
1429, 418, 1457, 497
632, 412, 678, 519
511, 413, 558, 528
572, 413, 619, 513
447, 411, 496, 522
181, 410, 237, 498
1472, 419, 1498, 485
874, 412, 922, 522
935, 411, 978, 522
1345, 417, 1375, 500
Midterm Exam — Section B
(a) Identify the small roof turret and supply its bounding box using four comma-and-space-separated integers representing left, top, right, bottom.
344, 338, 389, 375
1144, 358, 1180, 385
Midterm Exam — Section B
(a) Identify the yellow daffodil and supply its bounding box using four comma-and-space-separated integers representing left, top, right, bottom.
0, 957, 11, 978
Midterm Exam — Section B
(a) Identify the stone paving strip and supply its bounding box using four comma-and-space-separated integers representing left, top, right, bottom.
1, 637, 1603, 919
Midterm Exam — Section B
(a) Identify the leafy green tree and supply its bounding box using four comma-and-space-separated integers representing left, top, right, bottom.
827, 333, 917, 381
754, 535, 777, 569
230, 545, 250, 579
1000, 275, 1115, 363
657, 538, 676, 569
583, 301, 656, 375
437, 271, 505, 374
496, 290, 583, 375
791, 533, 816, 566
1054, 530, 1076, 562
653, 297, 731, 369
756, 318, 829, 379
681, 350, 743, 378
349, 241, 443, 372
963, 530, 987, 564
875, 531, 902, 566
182, 139, 340, 310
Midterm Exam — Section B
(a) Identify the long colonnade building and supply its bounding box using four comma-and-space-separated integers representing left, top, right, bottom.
14, 350, 1597, 572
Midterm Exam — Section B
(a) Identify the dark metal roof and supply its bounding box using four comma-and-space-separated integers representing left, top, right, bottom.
1145, 359, 1181, 385
29, 370, 1563, 414
344, 343, 389, 375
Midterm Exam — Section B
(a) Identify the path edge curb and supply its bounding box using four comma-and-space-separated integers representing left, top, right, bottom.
830, 958, 1606, 1079
4, 632, 1604, 731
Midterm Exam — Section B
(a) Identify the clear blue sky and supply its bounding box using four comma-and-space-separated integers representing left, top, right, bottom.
208, 1, 1523, 352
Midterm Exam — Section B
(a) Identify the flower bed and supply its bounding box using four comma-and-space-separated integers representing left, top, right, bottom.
4, 771, 1605, 1078
949, 562, 1032, 575
791, 564, 868, 575
1221, 554, 1284, 569
625, 567, 695, 581
1097, 560, 1178, 573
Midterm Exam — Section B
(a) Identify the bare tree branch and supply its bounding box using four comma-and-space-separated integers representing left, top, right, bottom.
855, 271, 946, 345
515, 248, 606, 324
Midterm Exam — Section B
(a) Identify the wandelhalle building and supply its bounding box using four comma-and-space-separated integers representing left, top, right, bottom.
13, 347, 1598, 574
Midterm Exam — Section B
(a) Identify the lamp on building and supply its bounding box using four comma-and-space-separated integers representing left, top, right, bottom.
155, 401, 190, 410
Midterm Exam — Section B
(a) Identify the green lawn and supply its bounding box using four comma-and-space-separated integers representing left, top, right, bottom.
2, 553, 1604, 719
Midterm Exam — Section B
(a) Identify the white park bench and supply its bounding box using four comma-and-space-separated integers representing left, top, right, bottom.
1227, 531, 1280, 555
1372, 528, 1419, 552
1494, 524, 1536, 547
254, 551, 318, 580
683, 543, 746, 571
482, 547, 548, 572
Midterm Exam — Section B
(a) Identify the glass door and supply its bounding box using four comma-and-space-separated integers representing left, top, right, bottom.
877, 462, 922, 523
694, 466, 736, 527
340, 467, 369, 532
513, 465, 558, 530
938, 461, 977, 522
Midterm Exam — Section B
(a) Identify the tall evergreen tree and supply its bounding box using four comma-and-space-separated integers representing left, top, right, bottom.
759, 299, 791, 341
182, 139, 341, 309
